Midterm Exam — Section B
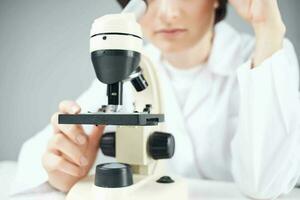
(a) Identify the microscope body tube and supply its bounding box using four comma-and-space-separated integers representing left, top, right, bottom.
107, 82, 123, 106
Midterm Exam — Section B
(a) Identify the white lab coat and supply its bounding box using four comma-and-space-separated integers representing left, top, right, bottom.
11, 22, 300, 199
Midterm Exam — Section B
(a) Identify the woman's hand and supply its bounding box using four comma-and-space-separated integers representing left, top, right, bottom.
42, 100, 105, 192
229, 0, 286, 67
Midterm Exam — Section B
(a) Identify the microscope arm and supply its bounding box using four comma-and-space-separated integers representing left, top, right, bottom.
133, 54, 164, 116
115, 54, 167, 176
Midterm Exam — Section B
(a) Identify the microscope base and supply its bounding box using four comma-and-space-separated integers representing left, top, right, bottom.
66, 174, 188, 200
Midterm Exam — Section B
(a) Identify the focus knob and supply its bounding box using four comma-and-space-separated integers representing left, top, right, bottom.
148, 132, 175, 160
100, 132, 115, 157
95, 163, 133, 188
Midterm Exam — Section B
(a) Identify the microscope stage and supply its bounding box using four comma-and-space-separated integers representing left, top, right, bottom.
59, 112, 164, 126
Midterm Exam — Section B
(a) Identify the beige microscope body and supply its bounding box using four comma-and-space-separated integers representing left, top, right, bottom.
65, 51, 188, 200
58, 1, 188, 199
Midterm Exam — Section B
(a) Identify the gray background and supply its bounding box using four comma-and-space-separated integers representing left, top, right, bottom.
0, 0, 299, 161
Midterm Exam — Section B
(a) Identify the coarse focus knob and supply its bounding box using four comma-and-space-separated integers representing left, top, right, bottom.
95, 163, 133, 188
100, 132, 116, 157
148, 132, 175, 160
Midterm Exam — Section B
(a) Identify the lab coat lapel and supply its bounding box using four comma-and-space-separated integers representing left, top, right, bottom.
182, 68, 213, 118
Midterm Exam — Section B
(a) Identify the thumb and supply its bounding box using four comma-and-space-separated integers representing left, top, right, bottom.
88, 125, 105, 149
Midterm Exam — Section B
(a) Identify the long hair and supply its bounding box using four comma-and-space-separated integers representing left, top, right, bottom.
116, 0, 228, 24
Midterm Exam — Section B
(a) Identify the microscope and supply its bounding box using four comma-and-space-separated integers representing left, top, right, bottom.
59, 0, 188, 199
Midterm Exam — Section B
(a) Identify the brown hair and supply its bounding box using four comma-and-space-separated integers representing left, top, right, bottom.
116, 0, 228, 24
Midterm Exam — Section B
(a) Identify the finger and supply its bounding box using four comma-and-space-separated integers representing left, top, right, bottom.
57, 123, 87, 146
59, 100, 81, 114
51, 112, 61, 133
88, 125, 105, 149
252, 0, 280, 23
42, 152, 82, 177
48, 133, 88, 167
51, 109, 87, 145
57, 101, 87, 145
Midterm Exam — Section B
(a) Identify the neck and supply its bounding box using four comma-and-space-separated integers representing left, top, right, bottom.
162, 29, 214, 70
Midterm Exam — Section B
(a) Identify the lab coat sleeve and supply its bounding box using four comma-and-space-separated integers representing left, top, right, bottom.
9, 79, 112, 195
231, 39, 300, 199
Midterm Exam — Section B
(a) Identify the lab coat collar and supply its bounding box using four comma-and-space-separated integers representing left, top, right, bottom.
207, 22, 246, 76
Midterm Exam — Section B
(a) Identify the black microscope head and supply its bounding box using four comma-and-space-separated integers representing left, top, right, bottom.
90, 13, 144, 84
91, 49, 141, 84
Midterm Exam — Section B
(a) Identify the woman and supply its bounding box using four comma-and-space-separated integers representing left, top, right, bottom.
11, 0, 300, 199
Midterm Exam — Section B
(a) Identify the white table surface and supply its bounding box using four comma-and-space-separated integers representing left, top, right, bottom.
2, 161, 300, 200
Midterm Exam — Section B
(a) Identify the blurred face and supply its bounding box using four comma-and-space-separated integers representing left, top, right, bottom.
139, 0, 217, 54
